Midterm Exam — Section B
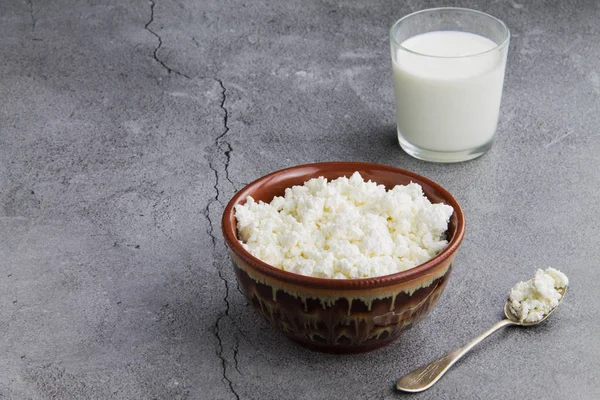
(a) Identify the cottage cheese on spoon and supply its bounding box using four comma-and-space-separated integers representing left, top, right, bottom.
234, 172, 453, 279
508, 267, 569, 323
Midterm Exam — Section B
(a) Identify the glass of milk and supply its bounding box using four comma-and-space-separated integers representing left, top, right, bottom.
390, 8, 510, 163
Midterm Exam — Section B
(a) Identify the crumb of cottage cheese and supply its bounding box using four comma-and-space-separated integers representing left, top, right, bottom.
234, 172, 454, 279
508, 267, 568, 323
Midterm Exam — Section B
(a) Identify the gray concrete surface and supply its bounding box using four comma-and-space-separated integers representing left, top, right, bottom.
1, 0, 599, 398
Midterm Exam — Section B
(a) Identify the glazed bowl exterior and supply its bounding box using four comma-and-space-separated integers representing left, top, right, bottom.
221, 162, 465, 353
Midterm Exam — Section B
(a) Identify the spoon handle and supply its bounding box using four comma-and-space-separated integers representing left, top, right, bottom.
396, 319, 515, 392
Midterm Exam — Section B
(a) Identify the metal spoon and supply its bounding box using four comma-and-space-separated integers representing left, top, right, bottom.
396, 287, 567, 393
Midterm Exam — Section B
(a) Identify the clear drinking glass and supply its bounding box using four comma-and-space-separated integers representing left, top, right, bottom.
390, 8, 510, 163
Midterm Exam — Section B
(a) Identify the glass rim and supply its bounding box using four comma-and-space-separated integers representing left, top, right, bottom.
390, 7, 510, 59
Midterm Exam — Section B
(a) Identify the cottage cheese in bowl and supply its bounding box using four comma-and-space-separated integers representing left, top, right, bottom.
234, 172, 454, 279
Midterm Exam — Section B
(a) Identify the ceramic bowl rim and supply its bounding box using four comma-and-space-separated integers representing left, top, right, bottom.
221, 162, 465, 290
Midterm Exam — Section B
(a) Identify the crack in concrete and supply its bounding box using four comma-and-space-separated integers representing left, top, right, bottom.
203, 162, 218, 250
214, 271, 241, 400
204, 151, 240, 399
215, 79, 236, 191
233, 338, 242, 375
28, 0, 36, 31
145, 0, 190, 78
206, 203, 246, 399
140, 32, 238, 398
221, 141, 236, 191
208, 159, 221, 208
216, 80, 229, 140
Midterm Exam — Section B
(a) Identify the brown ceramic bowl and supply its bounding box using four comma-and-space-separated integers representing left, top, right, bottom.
222, 162, 465, 353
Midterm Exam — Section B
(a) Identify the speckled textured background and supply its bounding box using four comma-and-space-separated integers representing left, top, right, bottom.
1, 0, 599, 399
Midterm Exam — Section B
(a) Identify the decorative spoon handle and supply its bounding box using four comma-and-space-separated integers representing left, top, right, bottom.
396, 319, 515, 392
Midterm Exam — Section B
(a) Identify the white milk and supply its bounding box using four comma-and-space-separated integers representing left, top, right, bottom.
392, 31, 507, 153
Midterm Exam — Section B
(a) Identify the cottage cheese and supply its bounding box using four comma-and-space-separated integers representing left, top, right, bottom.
234, 172, 454, 279
508, 267, 569, 323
